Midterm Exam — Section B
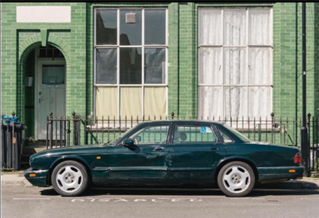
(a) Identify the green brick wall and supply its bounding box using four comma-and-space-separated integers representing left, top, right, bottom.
1, 2, 319, 144
273, 3, 318, 119
1, 2, 87, 122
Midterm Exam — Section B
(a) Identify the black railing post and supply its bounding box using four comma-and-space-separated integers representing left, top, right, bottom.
55, 115, 57, 148
84, 116, 88, 145
50, 112, 53, 149
307, 113, 311, 171
60, 116, 63, 147
72, 112, 81, 145
316, 117, 319, 171
67, 118, 70, 147
271, 112, 274, 143
11, 112, 16, 169
6, 117, 11, 168
64, 116, 66, 147
46, 115, 49, 150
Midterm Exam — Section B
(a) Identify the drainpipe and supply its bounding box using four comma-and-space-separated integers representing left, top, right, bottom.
301, 2, 309, 177
0, 3, 2, 172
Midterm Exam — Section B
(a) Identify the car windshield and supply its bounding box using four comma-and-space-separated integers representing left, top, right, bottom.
222, 123, 251, 142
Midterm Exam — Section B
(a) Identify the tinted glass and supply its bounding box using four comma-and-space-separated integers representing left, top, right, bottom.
96, 9, 117, 45
145, 9, 166, 45
96, 48, 117, 84
120, 9, 142, 45
173, 125, 217, 143
120, 48, 142, 84
222, 124, 250, 142
216, 127, 234, 143
129, 125, 169, 145
144, 48, 166, 84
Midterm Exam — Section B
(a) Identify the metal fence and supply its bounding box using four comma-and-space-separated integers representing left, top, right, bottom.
45, 112, 319, 172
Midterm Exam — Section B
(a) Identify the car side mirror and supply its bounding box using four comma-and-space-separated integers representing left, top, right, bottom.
123, 138, 140, 152
123, 138, 134, 148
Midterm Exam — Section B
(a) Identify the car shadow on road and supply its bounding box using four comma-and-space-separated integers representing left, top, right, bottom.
39, 183, 319, 198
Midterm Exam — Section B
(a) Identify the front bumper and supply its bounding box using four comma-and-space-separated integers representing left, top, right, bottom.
24, 168, 49, 187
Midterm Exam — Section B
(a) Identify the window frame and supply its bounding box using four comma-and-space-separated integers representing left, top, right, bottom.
197, 7, 273, 119
93, 7, 169, 119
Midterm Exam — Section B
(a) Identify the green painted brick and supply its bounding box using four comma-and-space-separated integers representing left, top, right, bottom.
2, 2, 319, 145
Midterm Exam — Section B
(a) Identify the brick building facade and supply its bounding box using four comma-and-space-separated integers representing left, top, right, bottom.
1, 2, 318, 141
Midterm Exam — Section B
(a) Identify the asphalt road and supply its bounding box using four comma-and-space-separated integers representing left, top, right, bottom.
2, 186, 319, 218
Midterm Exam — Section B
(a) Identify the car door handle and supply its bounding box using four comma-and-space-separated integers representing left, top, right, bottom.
153, 147, 165, 152
210, 148, 218, 151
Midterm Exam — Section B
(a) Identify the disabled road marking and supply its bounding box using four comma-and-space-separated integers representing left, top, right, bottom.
13, 198, 51, 200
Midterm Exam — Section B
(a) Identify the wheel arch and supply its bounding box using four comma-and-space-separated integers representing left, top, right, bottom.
47, 156, 93, 186
215, 157, 259, 183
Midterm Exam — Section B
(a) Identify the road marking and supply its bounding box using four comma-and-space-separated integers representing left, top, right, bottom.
71, 198, 203, 203
13, 198, 51, 200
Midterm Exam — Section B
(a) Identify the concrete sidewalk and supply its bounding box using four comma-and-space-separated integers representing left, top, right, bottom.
2, 171, 319, 190
1, 172, 33, 187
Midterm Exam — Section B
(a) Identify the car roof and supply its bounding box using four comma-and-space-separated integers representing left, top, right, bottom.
140, 120, 225, 126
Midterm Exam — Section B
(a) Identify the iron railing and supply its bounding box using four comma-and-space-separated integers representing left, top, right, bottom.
44, 111, 319, 172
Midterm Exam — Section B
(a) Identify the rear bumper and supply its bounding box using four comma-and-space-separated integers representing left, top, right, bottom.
257, 166, 304, 182
24, 168, 49, 187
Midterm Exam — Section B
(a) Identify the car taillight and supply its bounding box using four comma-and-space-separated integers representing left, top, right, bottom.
294, 151, 301, 164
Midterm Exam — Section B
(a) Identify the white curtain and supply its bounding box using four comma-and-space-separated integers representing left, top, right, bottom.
198, 8, 222, 45
120, 87, 142, 118
144, 87, 166, 119
224, 48, 247, 85
198, 87, 223, 119
198, 7, 272, 119
249, 8, 271, 45
198, 47, 222, 85
224, 87, 247, 118
95, 87, 118, 119
224, 8, 246, 46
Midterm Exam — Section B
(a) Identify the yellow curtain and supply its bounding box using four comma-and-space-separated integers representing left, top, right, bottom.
144, 87, 166, 119
95, 87, 117, 118
120, 87, 142, 118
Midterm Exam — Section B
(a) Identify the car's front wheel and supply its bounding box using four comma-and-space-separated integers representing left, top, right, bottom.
217, 161, 255, 197
51, 160, 89, 197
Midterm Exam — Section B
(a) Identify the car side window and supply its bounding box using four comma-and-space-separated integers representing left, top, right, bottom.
216, 127, 234, 143
173, 125, 217, 144
129, 125, 169, 145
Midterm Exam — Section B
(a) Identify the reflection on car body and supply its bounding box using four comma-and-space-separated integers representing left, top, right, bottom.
25, 120, 304, 197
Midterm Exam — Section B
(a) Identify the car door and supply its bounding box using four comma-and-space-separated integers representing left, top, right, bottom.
106, 123, 171, 185
167, 123, 226, 185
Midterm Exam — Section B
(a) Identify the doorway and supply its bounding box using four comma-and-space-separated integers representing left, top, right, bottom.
34, 47, 66, 140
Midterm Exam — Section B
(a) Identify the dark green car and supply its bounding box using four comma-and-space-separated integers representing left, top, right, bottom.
24, 120, 304, 197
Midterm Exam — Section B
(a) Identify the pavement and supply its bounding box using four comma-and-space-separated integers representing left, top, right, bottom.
1, 170, 319, 190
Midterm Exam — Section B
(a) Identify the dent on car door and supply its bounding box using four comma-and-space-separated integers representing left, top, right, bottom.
107, 124, 170, 184
168, 124, 226, 184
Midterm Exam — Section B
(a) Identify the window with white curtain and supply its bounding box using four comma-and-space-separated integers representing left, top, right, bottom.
94, 8, 168, 119
198, 7, 273, 119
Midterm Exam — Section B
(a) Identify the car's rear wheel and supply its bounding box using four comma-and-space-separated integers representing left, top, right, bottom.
217, 161, 255, 197
51, 160, 88, 197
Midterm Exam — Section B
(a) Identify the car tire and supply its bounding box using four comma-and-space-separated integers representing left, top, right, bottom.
51, 160, 89, 197
217, 161, 255, 197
